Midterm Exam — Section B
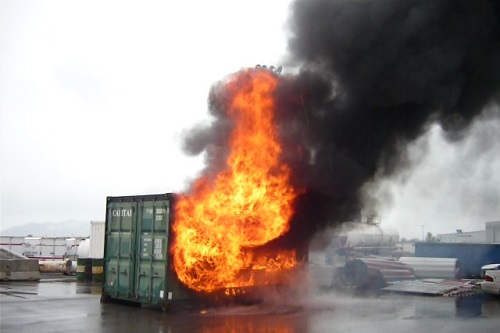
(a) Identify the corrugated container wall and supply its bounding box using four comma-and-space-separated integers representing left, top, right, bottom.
89, 221, 105, 259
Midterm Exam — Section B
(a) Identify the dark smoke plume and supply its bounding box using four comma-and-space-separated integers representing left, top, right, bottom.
183, 0, 500, 248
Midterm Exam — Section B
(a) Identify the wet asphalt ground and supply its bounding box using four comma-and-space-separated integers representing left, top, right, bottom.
1, 275, 500, 333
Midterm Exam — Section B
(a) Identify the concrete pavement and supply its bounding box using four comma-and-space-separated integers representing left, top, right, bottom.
1, 278, 500, 333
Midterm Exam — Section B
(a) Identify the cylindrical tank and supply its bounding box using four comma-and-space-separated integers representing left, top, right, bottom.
76, 239, 92, 281
39, 259, 75, 275
77, 238, 90, 258
335, 222, 399, 248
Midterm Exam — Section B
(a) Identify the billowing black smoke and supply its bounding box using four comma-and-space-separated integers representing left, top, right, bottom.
183, 0, 500, 249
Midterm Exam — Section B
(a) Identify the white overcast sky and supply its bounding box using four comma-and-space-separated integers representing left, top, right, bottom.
1, 0, 499, 239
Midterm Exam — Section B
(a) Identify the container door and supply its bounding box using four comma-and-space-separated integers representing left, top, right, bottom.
135, 199, 170, 304
104, 202, 136, 299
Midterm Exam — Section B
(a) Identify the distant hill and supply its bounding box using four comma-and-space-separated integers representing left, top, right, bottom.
0, 221, 92, 237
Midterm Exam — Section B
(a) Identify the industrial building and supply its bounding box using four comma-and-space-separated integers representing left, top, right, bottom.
436, 221, 500, 243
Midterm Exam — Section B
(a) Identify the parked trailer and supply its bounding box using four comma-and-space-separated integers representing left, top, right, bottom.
415, 242, 500, 278
101, 194, 192, 308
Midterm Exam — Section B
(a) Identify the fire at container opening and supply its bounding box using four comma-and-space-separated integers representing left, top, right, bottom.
172, 68, 301, 294
101, 68, 308, 308
101, 0, 500, 308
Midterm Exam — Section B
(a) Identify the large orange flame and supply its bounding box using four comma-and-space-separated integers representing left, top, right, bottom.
172, 69, 297, 293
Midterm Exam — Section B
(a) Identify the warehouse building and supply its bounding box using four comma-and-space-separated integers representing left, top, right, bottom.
436, 221, 500, 243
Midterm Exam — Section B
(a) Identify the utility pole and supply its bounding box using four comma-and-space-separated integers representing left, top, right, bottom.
421, 225, 425, 242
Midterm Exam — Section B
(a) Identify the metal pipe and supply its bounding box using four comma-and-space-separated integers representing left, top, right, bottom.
39, 259, 75, 274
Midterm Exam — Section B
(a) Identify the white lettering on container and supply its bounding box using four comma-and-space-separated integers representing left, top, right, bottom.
154, 238, 163, 259
112, 209, 132, 217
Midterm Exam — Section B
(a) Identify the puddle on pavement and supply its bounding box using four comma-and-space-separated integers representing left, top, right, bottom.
455, 293, 500, 318
76, 281, 103, 295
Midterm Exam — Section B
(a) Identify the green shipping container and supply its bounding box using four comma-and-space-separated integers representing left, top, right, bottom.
77, 258, 92, 281
91, 258, 104, 282
101, 193, 191, 308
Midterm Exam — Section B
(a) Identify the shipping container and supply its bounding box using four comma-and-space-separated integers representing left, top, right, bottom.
101, 194, 191, 308
415, 242, 500, 278
89, 221, 105, 259
89, 221, 106, 282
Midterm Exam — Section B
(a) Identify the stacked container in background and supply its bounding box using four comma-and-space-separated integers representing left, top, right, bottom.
76, 221, 105, 282
89, 221, 105, 282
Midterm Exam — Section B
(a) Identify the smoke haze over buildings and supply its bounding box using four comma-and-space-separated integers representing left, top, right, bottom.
182, 0, 500, 244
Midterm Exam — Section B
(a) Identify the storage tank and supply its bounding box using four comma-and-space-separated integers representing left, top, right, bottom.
65, 237, 85, 260
334, 222, 399, 249
76, 238, 91, 281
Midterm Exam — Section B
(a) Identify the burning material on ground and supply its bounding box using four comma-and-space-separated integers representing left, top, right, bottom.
181, 0, 500, 285
171, 1, 499, 305
100, 1, 500, 310
172, 68, 301, 295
